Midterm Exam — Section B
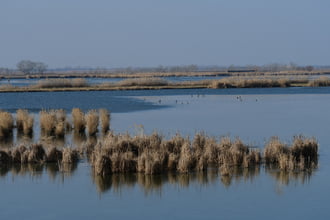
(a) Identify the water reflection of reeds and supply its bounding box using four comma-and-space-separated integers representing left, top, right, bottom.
0, 162, 317, 196
0, 162, 78, 180
91, 166, 317, 196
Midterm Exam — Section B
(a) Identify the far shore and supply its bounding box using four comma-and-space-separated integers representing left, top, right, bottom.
1, 69, 330, 80
1, 75, 330, 93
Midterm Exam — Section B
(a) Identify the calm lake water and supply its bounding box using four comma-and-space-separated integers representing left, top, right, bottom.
1, 87, 330, 219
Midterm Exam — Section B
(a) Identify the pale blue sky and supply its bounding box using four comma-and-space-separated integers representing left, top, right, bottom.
0, 0, 329, 68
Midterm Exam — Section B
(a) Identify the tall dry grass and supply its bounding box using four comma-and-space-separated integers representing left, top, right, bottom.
72, 108, 85, 133
90, 132, 265, 176
99, 109, 110, 133
264, 135, 318, 171
85, 110, 99, 136
16, 109, 34, 136
40, 109, 67, 137
0, 111, 14, 138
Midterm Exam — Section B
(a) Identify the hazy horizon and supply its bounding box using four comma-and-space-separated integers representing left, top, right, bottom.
1, 0, 329, 69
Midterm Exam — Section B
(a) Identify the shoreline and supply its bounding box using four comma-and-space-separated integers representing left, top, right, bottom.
1, 70, 330, 80
0, 81, 325, 93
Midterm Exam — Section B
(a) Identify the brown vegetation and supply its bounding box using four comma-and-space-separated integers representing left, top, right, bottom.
34, 78, 89, 88
0, 111, 14, 138
72, 108, 86, 133
4, 73, 330, 93
308, 76, 330, 87
16, 109, 34, 136
90, 132, 317, 177
40, 109, 68, 137
210, 76, 309, 89
85, 110, 99, 136
99, 109, 110, 134
264, 136, 318, 171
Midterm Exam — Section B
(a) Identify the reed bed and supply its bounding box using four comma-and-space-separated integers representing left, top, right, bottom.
16, 109, 34, 136
0, 133, 319, 178
210, 76, 309, 89
34, 78, 89, 88
308, 76, 330, 87
116, 77, 169, 87
90, 133, 318, 176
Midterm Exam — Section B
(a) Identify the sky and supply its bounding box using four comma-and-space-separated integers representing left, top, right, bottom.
0, 0, 329, 69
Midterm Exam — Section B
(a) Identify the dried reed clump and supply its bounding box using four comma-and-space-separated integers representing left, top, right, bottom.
99, 109, 110, 133
62, 148, 79, 164
90, 133, 272, 176
0, 111, 14, 138
72, 108, 85, 133
264, 136, 318, 171
85, 110, 99, 136
46, 146, 63, 163
24, 117, 34, 136
27, 144, 46, 163
93, 150, 112, 176
264, 137, 288, 164
40, 109, 67, 137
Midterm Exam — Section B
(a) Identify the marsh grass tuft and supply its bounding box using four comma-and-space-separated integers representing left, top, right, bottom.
99, 109, 110, 134
40, 109, 67, 137
86, 110, 99, 136
72, 108, 86, 133
0, 111, 14, 138
16, 109, 34, 137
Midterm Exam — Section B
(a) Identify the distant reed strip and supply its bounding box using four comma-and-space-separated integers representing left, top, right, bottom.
210, 76, 309, 88
34, 78, 89, 88
2, 75, 330, 92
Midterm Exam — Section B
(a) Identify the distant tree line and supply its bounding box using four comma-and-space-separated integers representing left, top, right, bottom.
228, 63, 314, 72
16, 60, 48, 74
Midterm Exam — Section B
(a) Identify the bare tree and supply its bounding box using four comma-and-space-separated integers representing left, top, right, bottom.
34, 62, 48, 74
17, 60, 47, 74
